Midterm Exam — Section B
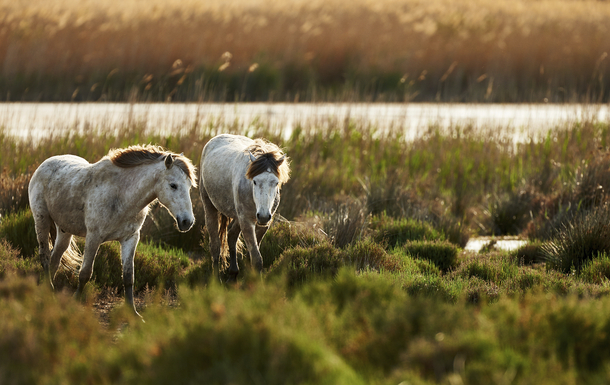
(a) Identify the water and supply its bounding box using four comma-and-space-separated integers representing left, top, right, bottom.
464, 237, 528, 253
1, 102, 608, 143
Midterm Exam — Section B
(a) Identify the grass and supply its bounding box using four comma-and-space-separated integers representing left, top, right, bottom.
5, 111, 610, 383
1, 0, 609, 102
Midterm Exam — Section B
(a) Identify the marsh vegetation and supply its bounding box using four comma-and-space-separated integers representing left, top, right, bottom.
3, 113, 610, 383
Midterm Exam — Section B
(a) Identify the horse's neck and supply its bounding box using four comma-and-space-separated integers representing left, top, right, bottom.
118, 164, 160, 212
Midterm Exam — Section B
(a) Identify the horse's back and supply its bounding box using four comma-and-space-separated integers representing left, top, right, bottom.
29, 155, 93, 233
30, 155, 91, 192
200, 134, 253, 215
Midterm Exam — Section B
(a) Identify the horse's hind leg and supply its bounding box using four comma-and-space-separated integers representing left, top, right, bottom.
75, 234, 101, 301
31, 210, 52, 286
49, 227, 73, 284
120, 233, 142, 319
200, 189, 222, 272
227, 219, 241, 280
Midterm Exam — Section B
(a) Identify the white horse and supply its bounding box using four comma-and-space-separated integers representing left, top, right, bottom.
28, 145, 197, 318
199, 134, 290, 279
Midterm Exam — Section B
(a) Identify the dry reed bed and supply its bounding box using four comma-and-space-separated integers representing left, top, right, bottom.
1, 0, 609, 101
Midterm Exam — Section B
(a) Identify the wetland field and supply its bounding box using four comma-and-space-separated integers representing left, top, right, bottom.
3, 103, 610, 384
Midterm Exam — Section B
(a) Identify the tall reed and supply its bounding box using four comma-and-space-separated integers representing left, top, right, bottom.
1, 0, 609, 101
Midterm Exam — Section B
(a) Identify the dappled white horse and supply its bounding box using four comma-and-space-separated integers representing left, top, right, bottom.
29, 145, 197, 318
199, 134, 290, 279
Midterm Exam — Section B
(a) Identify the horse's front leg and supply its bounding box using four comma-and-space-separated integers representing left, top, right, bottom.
120, 233, 142, 320
201, 189, 222, 276
227, 219, 241, 280
241, 223, 263, 273
75, 234, 102, 300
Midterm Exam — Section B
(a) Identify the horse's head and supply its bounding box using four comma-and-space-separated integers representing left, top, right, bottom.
249, 152, 284, 226
156, 154, 196, 232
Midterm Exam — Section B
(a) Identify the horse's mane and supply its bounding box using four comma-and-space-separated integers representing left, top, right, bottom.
245, 139, 290, 184
107, 144, 198, 187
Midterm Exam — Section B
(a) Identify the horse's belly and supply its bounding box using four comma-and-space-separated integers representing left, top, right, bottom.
208, 193, 238, 218
49, 206, 87, 237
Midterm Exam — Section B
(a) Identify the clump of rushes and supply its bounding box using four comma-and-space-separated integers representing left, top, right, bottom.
542, 205, 610, 273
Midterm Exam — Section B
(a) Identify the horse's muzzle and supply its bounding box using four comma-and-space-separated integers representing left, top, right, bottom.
256, 212, 272, 226
177, 216, 194, 232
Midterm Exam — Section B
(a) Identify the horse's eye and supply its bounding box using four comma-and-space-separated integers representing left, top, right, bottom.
253, 180, 257, 186
170, 183, 178, 190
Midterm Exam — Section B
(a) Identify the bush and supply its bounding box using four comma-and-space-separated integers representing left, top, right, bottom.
0, 240, 40, 279
543, 205, 610, 273
108, 282, 365, 385
399, 240, 459, 272
452, 253, 519, 285
388, 248, 442, 276
580, 253, 610, 284
513, 241, 546, 265
323, 200, 367, 248
343, 238, 397, 272
488, 190, 535, 236
0, 209, 37, 258
0, 171, 31, 218
0, 276, 110, 384
259, 220, 325, 269
269, 242, 344, 288
370, 216, 444, 248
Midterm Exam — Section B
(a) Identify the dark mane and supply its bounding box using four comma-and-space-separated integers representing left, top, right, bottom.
245, 139, 290, 184
107, 144, 198, 187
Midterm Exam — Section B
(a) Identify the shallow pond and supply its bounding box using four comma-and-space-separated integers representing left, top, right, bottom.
1, 102, 608, 143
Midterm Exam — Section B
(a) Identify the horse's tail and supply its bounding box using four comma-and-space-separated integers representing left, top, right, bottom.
218, 213, 229, 268
48, 220, 83, 273
60, 238, 83, 273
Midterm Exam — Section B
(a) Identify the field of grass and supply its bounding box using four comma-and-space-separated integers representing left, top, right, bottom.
1, 0, 609, 102
3, 114, 610, 383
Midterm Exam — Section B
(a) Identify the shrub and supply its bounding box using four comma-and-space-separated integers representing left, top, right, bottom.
580, 253, 610, 284
370, 216, 444, 248
399, 240, 459, 272
0, 276, 110, 385
0, 171, 31, 218
400, 274, 463, 302
269, 242, 344, 288
0, 239, 40, 279
259, 220, 325, 269
343, 238, 397, 272
108, 282, 365, 385
388, 248, 442, 276
513, 241, 546, 265
323, 200, 367, 248
452, 253, 519, 285
543, 205, 610, 273
488, 189, 535, 236
57, 241, 191, 293
0, 209, 37, 258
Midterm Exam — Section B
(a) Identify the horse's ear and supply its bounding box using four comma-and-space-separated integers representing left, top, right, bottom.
164, 154, 174, 169
249, 151, 256, 162
277, 154, 285, 164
